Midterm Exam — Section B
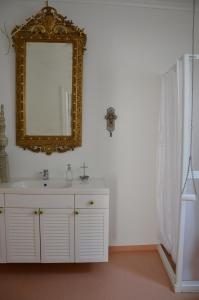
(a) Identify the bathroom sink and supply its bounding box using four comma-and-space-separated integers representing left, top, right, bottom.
11, 179, 72, 189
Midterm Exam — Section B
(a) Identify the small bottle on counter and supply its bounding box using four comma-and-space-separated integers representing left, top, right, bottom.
65, 164, 73, 181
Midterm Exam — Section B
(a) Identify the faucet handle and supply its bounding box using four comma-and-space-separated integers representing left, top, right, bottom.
40, 169, 49, 180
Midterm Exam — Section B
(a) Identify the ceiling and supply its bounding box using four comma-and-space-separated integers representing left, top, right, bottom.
7, 0, 193, 11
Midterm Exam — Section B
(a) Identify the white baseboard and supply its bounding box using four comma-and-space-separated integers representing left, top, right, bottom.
178, 281, 199, 292
158, 245, 199, 293
174, 284, 182, 293
157, 244, 176, 287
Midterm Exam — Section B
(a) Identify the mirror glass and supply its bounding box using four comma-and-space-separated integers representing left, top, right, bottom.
26, 42, 73, 136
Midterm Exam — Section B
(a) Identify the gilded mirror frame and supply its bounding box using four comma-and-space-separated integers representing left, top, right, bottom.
12, 4, 86, 154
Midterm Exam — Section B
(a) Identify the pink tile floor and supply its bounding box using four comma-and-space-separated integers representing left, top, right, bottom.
0, 251, 199, 300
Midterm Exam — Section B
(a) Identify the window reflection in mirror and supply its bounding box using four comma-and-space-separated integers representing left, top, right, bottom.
26, 42, 72, 136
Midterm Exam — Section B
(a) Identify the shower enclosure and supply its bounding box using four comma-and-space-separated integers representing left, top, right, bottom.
157, 54, 199, 292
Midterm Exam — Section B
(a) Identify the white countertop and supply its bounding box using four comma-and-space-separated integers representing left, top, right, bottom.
0, 178, 109, 195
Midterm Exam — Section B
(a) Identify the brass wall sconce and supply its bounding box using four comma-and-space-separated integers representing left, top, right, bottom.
105, 107, 117, 137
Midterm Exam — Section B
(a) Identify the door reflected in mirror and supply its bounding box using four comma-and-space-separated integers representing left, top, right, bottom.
26, 42, 72, 136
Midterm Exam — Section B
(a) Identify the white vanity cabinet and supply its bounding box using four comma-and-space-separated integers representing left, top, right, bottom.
1, 180, 109, 263
5, 194, 75, 263
40, 208, 74, 263
0, 194, 6, 262
5, 207, 40, 263
5, 208, 75, 263
75, 195, 109, 262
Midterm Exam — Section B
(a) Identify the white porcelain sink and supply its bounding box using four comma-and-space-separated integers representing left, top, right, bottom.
11, 179, 72, 189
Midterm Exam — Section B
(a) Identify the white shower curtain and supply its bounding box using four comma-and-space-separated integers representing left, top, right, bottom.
157, 62, 183, 263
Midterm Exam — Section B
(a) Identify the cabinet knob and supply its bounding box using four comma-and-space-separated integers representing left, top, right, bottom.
39, 210, 43, 215
0, 209, 3, 214
89, 201, 94, 205
34, 210, 39, 215
75, 211, 79, 215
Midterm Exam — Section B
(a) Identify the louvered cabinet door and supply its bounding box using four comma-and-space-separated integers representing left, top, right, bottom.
40, 209, 74, 263
5, 208, 40, 262
75, 209, 109, 262
0, 208, 6, 262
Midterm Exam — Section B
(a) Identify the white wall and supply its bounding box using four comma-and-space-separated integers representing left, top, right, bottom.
0, 0, 192, 246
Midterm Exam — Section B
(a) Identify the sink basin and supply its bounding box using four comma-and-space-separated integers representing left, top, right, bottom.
11, 179, 72, 189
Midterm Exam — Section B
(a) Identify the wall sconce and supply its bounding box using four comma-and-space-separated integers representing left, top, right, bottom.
105, 107, 117, 137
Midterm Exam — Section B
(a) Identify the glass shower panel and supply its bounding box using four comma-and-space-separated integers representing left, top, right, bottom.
182, 47, 199, 280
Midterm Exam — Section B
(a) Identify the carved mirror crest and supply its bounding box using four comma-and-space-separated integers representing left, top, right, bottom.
12, 3, 86, 154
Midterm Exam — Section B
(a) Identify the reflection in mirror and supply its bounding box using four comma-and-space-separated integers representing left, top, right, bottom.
26, 42, 72, 136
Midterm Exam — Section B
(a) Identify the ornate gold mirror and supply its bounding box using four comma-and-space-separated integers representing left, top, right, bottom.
12, 2, 86, 154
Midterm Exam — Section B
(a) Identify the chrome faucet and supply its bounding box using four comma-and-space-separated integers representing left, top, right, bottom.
41, 169, 49, 180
